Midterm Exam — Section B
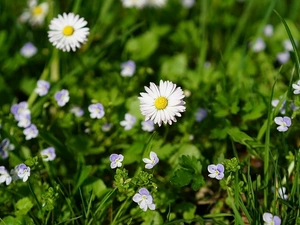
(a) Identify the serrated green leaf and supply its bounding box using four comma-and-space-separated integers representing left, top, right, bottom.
15, 197, 33, 216
191, 176, 205, 191
170, 169, 194, 187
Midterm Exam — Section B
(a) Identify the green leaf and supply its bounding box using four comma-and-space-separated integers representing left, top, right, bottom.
74, 165, 92, 194
191, 176, 205, 191
170, 168, 194, 187
125, 31, 158, 61
15, 197, 34, 216
141, 210, 163, 225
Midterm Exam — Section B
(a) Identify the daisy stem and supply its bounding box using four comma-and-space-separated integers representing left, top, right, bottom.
50, 48, 59, 82
72, 0, 82, 14
27, 66, 49, 107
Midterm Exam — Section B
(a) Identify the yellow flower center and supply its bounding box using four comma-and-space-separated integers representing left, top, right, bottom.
32, 6, 43, 15
63, 26, 74, 36
154, 96, 168, 110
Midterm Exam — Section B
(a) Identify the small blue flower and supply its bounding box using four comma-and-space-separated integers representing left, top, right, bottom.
274, 116, 291, 132
121, 60, 136, 77
88, 103, 105, 119
263, 212, 281, 225
143, 151, 159, 169
12, 163, 31, 182
102, 123, 113, 132
17, 113, 31, 128
41, 147, 56, 161
10, 101, 31, 121
141, 120, 154, 132
110, 154, 124, 169
0, 138, 15, 159
195, 108, 207, 122
23, 124, 38, 140
251, 37, 266, 52
70, 106, 84, 117
20, 42, 37, 58
132, 188, 155, 211
120, 113, 136, 130
292, 80, 300, 94
35, 80, 50, 96
207, 164, 224, 180
0, 166, 12, 185
55, 89, 70, 107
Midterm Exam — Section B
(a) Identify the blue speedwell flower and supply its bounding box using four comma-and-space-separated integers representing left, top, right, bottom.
0, 166, 12, 185
195, 108, 207, 122
20, 42, 37, 58
88, 103, 105, 119
41, 147, 56, 161
292, 80, 300, 94
141, 120, 154, 132
17, 113, 31, 128
55, 89, 70, 107
110, 154, 124, 169
132, 188, 156, 211
23, 124, 38, 140
70, 106, 84, 117
35, 80, 50, 96
207, 164, 224, 180
120, 113, 136, 130
12, 163, 31, 182
10, 101, 31, 121
0, 138, 15, 159
263, 212, 281, 225
143, 151, 159, 169
121, 60, 136, 77
274, 116, 291, 132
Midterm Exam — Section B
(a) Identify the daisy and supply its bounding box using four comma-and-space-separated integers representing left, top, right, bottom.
146, 0, 167, 7
138, 80, 186, 127
121, 0, 148, 8
19, 0, 49, 26
48, 13, 90, 52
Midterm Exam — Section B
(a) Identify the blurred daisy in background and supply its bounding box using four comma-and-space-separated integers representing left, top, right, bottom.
139, 80, 186, 127
181, 0, 195, 8
146, 0, 167, 7
19, 0, 49, 26
48, 13, 90, 52
121, 0, 147, 8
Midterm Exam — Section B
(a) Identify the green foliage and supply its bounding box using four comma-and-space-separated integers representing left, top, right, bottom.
170, 155, 205, 191
1, 0, 300, 224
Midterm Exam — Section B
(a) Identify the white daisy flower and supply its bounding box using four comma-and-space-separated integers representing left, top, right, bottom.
48, 13, 90, 52
146, 0, 167, 7
19, 0, 49, 26
138, 80, 186, 127
121, 0, 148, 8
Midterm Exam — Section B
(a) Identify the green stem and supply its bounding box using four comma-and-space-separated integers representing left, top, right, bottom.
111, 197, 130, 225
